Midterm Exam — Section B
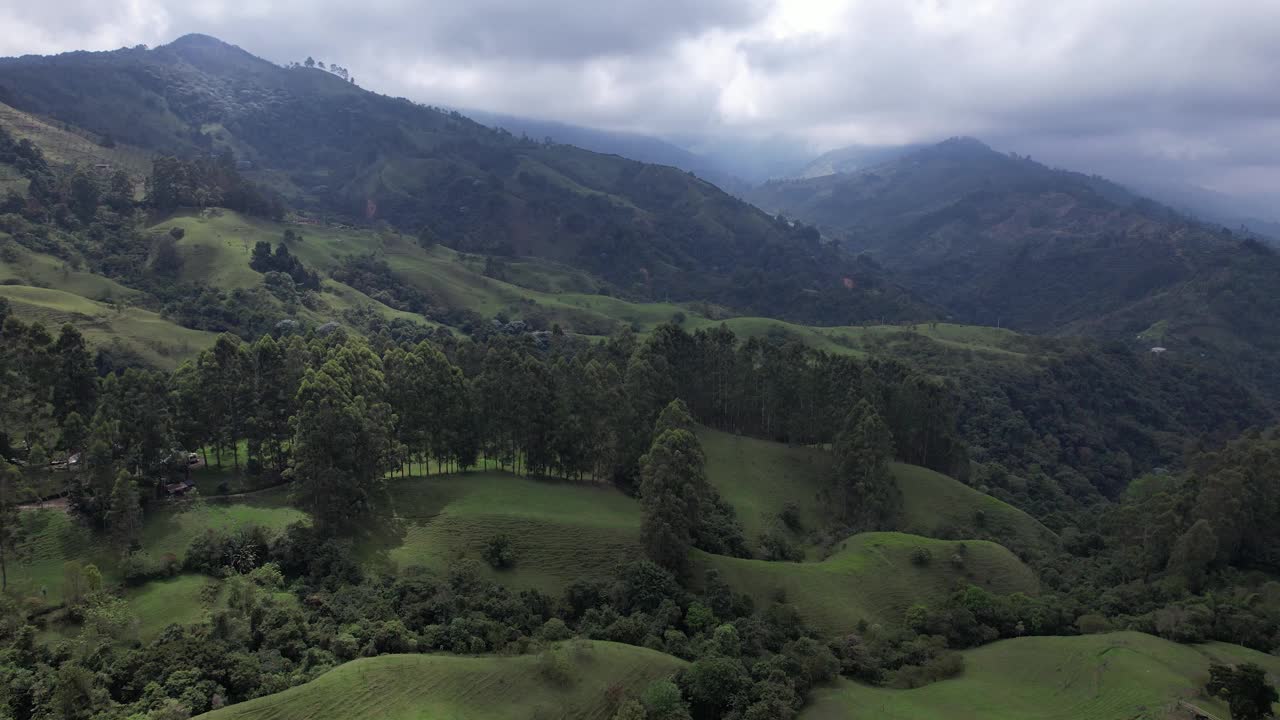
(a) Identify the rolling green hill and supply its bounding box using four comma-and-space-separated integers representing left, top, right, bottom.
0, 35, 931, 326
9, 494, 303, 605
699, 426, 1053, 558
699, 532, 1037, 635
699, 427, 831, 552
361, 473, 641, 595
801, 631, 1280, 720
197, 641, 685, 720
0, 283, 217, 369
892, 463, 1057, 556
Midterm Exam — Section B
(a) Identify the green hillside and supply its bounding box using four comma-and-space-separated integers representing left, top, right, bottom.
8, 495, 303, 604
0, 284, 217, 369
892, 463, 1057, 556
700, 532, 1037, 635
802, 631, 1280, 720
699, 427, 831, 551
361, 473, 641, 595
198, 641, 684, 720
0, 35, 930, 326
699, 427, 1052, 558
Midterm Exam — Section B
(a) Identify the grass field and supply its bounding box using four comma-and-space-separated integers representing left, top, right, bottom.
699, 427, 1052, 558
8, 508, 110, 605
133, 490, 306, 568
124, 574, 220, 641
362, 472, 641, 595
198, 641, 685, 720
801, 631, 1280, 720
0, 100, 152, 186
699, 427, 832, 554
8, 492, 303, 607
893, 463, 1057, 556
699, 532, 1037, 635
0, 284, 217, 368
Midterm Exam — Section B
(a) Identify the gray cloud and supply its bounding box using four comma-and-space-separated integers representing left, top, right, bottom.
2, 0, 1280, 206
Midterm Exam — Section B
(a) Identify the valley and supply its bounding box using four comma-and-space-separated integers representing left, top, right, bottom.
1, 30, 1278, 720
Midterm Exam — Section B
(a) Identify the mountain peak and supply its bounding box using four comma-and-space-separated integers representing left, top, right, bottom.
166, 33, 236, 50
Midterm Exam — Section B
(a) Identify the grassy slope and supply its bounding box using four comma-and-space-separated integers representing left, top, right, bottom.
362, 472, 641, 596
802, 631, 1280, 720
700, 532, 1037, 635
700, 426, 1052, 557
124, 574, 219, 641
134, 491, 306, 568
8, 508, 109, 605
9, 492, 302, 605
0, 100, 152, 185
153, 211, 1033, 352
198, 641, 685, 720
0, 284, 217, 369
892, 463, 1057, 555
699, 427, 831, 553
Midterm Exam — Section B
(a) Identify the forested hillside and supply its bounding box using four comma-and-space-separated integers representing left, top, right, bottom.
0, 35, 928, 325
750, 138, 1280, 404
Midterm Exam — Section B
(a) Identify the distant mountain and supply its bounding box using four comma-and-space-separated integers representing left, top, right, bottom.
463, 110, 742, 188
790, 143, 923, 179
749, 137, 1280, 402
0, 34, 930, 325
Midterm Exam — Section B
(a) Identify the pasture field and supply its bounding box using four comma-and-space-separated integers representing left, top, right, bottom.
198, 640, 685, 720
0, 284, 218, 368
698, 427, 832, 554
801, 631, 1280, 720
361, 472, 641, 595
699, 532, 1037, 635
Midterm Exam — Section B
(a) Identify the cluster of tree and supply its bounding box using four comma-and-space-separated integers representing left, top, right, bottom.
329, 253, 433, 313
249, 239, 320, 290
145, 152, 282, 218
856, 330, 1270, 521
637, 400, 748, 577
296, 56, 354, 83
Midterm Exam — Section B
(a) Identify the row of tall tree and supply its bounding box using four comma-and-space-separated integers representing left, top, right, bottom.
2, 304, 951, 550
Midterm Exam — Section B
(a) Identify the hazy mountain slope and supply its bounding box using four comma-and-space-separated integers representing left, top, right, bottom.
465, 109, 742, 188
750, 137, 1280, 402
0, 35, 930, 325
790, 142, 923, 179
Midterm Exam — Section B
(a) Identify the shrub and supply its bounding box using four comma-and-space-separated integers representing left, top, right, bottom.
538, 647, 574, 686
760, 530, 804, 562
539, 618, 572, 641
168, 226, 185, 240
1075, 613, 1114, 634
910, 547, 933, 566
641, 679, 688, 719
482, 533, 516, 569
778, 502, 802, 531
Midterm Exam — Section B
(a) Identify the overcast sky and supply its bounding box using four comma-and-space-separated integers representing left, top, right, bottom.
3, 0, 1280, 205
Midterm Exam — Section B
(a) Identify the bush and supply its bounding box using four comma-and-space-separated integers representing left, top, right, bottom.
642, 679, 689, 719
169, 226, 185, 240
910, 547, 933, 566
539, 618, 572, 641
778, 502, 802, 531
538, 647, 574, 686
760, 530, 804, 562
482, 533, 516, 569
